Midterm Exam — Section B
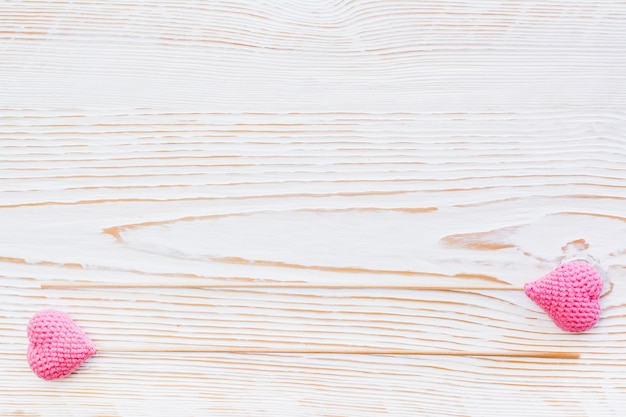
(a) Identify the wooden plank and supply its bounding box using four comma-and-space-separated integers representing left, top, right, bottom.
0, 1, 625, 416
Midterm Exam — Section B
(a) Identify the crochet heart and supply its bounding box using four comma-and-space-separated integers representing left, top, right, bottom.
27, 310, 96, 380
524, 261, 602, 332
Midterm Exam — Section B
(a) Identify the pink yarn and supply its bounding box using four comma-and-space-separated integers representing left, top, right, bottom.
524, 261, 602, 332
27, 310, 96, 380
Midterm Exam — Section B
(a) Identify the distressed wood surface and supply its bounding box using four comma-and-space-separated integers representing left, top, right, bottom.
1, 1, 625, 416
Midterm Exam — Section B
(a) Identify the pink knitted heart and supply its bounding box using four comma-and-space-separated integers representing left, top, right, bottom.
524, 261, 602, 332
27, 310, 96, 380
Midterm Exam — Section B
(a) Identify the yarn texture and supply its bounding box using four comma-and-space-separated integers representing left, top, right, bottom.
524, 261, 602, 332
27, 309, 96, 380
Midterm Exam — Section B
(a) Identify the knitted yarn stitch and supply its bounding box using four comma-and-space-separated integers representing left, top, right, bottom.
27, 310, 97, 380
524, 261, 602, 332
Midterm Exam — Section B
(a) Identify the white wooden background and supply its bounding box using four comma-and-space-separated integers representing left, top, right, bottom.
1, 1, 625, 416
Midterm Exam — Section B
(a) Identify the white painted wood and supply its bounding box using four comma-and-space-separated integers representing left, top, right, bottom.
1, 1, 625, 416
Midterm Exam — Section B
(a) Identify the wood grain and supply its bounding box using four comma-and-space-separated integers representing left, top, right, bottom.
1, 1, 625, 416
